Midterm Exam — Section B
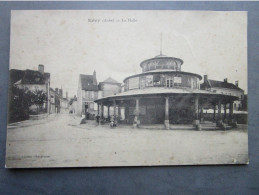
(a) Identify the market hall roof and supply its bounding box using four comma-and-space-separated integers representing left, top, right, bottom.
140, 54, 184, 69
80, 74, 98, 91
95, 87, 238, 103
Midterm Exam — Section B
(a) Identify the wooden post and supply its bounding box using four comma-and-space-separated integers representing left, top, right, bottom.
224, 103, 227, 121
229, 101, 233, 119
218, 99, 222, 121
125, 102, 129, 124
108, 105, 110, 120
97, 103, 101, 125
133, 98, 140, 128
113, 100, 116, 119
213, 104, 216, 121
200, 106, 203, 122
194, 96, 201, 130
101, 103, 104, 119
164, 96, 170, 130
216, 99, 224, 128
118, 103, 121, 123
194, 96, 199, 123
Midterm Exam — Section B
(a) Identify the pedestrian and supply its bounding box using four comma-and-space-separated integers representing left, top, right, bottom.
96, 114, 100, 124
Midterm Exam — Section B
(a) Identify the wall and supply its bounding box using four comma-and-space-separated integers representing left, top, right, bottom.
100, 83, 121, 97
125, 73, 201, 91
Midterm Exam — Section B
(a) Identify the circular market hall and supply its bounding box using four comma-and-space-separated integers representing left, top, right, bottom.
95, 53, 238, 130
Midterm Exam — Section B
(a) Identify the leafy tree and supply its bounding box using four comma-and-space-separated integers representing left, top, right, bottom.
8, 86, 47, 123
8, 86, 34, 123
31, 89, 47, 114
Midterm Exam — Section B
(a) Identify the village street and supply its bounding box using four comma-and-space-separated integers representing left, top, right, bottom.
6, 114, 248, 168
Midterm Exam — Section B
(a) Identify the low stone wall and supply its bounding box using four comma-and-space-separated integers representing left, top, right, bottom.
203, 113, 248, 124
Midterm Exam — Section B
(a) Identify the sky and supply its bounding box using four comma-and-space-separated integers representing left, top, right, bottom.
10, 10, 247, 97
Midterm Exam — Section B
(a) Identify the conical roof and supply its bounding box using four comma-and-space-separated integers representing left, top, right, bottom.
103, 77, 119, 83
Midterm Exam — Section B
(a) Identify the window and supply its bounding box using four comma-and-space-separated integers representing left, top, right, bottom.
174, 76, 182, 86
166, 78, 173, 88
129, 77, 139, 89
146, 75, 153, 87
156, 64, 162, 69
140, 77, 146, 89
153, 75, 161, 86
91, 91, 94, 99
94, 103, 98, 110
150, 65, 155, 70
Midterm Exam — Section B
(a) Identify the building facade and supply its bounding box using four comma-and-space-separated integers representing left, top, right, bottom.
200, 76, 244, 111
95, 54, 239, 129
98, 77, 121, 98
69, 95, 77, 114
98, 77, 122, 119
49, 88, 69, 114
77, 71, 99, 118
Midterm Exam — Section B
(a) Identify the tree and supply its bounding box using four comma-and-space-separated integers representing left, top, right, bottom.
8, 86, 47, 123
8, 85, 34, 123
31, 89, 47, 114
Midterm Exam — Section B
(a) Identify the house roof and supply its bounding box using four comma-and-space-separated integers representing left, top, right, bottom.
102, 77, 120, 84
9, 69, 25, 85
80, 74, 98, 91
10, 69, 50, 85
201, 79, 243, 91
100, 77, 120, 84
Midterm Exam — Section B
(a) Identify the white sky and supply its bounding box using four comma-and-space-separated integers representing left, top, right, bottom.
10, 10, 247, 97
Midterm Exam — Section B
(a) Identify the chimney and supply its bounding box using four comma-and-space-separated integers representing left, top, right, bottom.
204, 75, 208, 82
38, 64, 44, 74
66, 92, 68, 99
55, 88, 58, 93
93, 70, 97, 85
224, 78, 228, 83
235, 81, 239, 87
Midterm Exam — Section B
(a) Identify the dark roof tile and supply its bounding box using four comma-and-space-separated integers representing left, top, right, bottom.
10, 69, 50, 85
201, 79, 243, 91
80, 74, 98, 91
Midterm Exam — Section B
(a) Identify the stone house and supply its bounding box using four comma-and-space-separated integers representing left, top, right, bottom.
77, 71, 99, 118
200, 75, 245, 111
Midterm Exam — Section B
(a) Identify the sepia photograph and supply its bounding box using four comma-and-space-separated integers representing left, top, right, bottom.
6, 10, 248, 168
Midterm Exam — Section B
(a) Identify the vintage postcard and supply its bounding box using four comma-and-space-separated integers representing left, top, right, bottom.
6, 10, 248, 168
